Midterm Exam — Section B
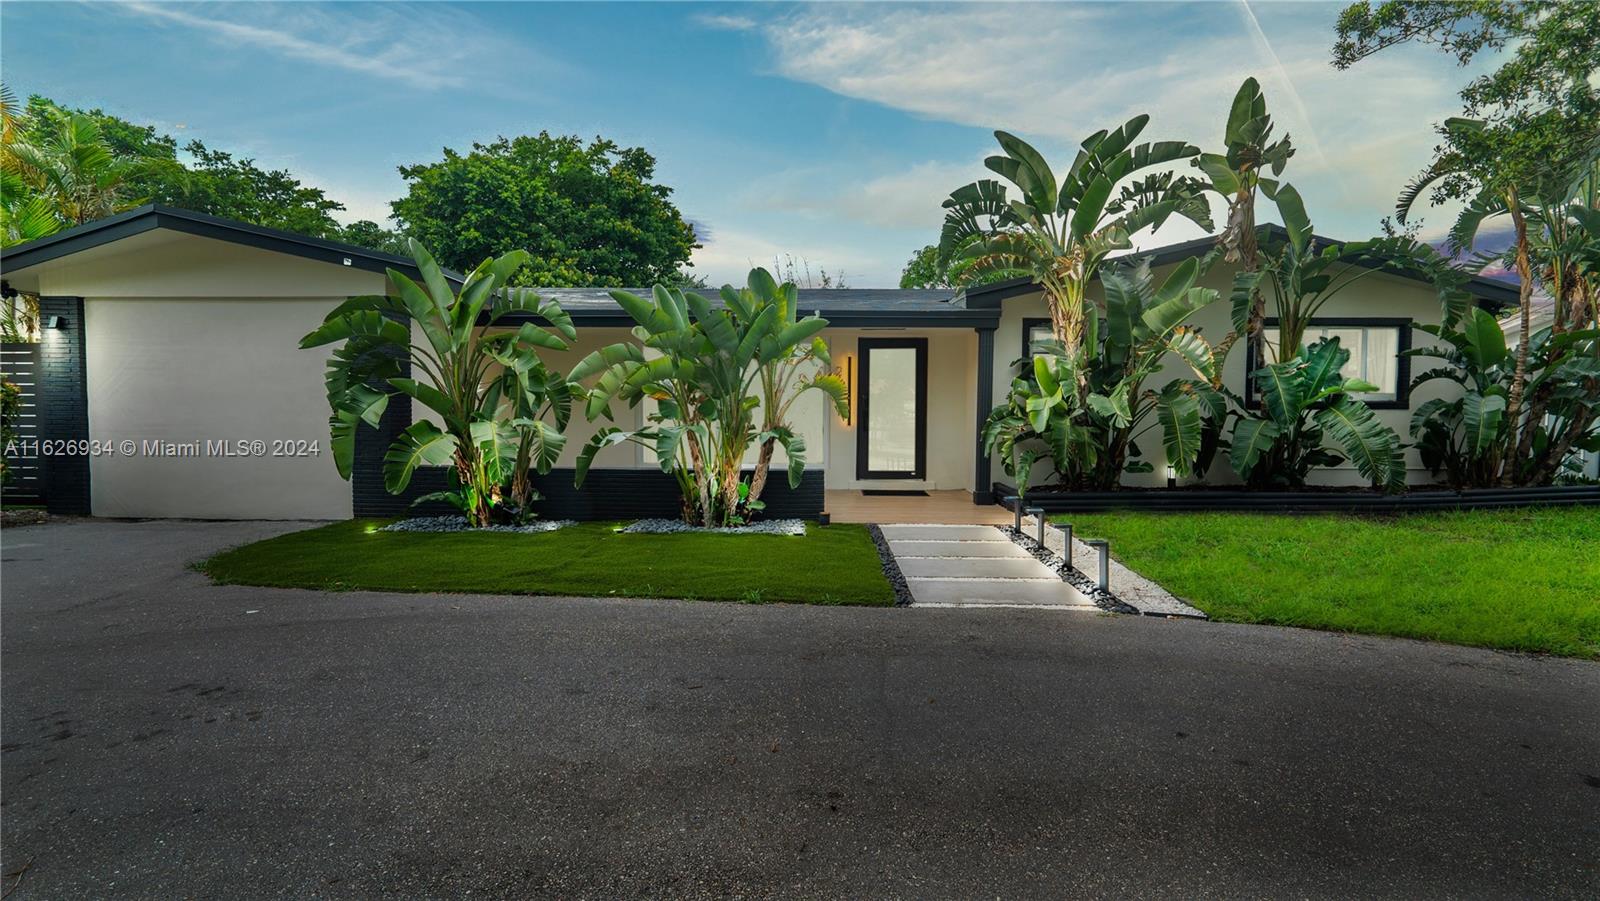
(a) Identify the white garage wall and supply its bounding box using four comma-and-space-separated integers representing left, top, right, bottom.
38, 232, 384, 299
85, 297, 354, 519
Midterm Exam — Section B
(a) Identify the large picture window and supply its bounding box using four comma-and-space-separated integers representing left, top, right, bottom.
1257, 317, 1411, 409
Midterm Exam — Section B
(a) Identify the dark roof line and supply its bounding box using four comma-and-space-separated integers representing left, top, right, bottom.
959, 224, 1522, 308
0, 205, 995, 327
1, 205, 1519, 315
531, 285, 965, 312
0, 203, 462, 282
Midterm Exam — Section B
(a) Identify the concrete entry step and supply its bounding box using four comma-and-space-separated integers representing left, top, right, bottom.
906, 578, 1095, 607
878, 524, 1005, 542
887, 539, 1030, 558
897, 557, 1057, 579
878, 523, 1096, 608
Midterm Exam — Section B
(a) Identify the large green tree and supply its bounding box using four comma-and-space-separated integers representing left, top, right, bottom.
1334, 1, 1600, 486
16, 93, 396, 248
898, 243, 1010, 290
390, 133, 699, 287
1333, 1, 1598, 211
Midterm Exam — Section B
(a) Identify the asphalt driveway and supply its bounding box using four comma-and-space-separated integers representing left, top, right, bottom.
3, 520, 1597, 898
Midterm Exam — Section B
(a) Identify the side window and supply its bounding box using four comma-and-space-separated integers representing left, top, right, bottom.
1020, 318, 1053, 370
1258, 320, 1408, 407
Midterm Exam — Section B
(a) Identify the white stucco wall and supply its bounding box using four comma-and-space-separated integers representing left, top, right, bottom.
990, 259, 1461, 488
36, 231, 383, 299
825, 329, 977, 491
443, 326, 835, 475
444, 326, 649, 470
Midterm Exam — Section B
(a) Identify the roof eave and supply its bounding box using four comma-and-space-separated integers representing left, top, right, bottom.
958, 226, 1521, 309
0, 204, 462, 283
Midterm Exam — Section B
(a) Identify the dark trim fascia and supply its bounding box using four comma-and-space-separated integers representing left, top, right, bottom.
1247, 317, 1413, 410
488, 308, 1003, 330
961, 276, 1037, 306
0, 204, 462, 283
856, 337, 929, 481
959, 226, 1519, 310
972, 327, 996, 504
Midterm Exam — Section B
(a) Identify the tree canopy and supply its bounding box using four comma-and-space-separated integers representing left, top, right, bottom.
6, 94, 703, 282
898, 243, 1011, 290
389, 133, 699, 286
1333, 1, 1600, 208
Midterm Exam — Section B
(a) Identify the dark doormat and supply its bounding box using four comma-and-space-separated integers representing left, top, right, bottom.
861, 489, 929, 497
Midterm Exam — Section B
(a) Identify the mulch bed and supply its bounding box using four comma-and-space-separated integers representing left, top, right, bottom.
867, 524, 914, 607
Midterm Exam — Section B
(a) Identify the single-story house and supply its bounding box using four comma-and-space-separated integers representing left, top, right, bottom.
0, 204, 1519, 520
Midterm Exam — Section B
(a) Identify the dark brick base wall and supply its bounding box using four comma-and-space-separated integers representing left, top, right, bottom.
355, 464, 826, 521
38, 297, 90, 515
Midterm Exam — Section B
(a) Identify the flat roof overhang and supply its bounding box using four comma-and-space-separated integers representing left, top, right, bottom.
488, 308, 1001, 330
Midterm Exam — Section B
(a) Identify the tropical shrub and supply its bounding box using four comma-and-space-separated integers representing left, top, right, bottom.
1, 86, 151, 243
570, 269, 833, 527
738, 272, 848, 507
1228, 337, 1407, 490
983, 258, 1230, 492
301, 239, 578, 526
1191, 77, 1295, 338
1410, 308, 1600, 486
1215, 172, 1461, 492
1398, 121, 1600, 487
939, 116, 1212, 369
940, 115, 1215, 493
0, 378, 21, 485
1231, 185, 1469, 361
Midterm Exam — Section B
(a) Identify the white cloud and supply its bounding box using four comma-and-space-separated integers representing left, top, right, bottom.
746, 158, 986, 231
725, 1, 1483, 241
119, 1, 511, 90
695, 13, 758, 32
687, 224, 886, 287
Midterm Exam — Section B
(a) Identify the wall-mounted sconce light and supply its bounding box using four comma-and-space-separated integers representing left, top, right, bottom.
839, 354, 854, 425
45, 315, 66, 330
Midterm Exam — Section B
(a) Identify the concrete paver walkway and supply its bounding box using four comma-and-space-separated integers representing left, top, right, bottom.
880, 524, 1095, 609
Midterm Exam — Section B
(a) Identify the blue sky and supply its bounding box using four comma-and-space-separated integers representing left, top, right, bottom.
3, 1, 1494, 286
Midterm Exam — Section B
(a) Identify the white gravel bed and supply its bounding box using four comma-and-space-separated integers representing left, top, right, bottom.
380, 516, 576, 534
1017, 514, 1208, 619
621, 518, 808, 536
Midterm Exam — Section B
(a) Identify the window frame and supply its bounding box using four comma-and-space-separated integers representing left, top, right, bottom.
1248, 317, 1413, 410
1020, 317, 1052, 371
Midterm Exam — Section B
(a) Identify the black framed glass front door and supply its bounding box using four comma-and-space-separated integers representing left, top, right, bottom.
856, 338, 927, 480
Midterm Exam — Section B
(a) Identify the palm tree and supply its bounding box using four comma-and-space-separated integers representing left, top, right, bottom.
2, 102, 145, 233
1191, 77, 1295, 338
1403, 117, 1600, 485
938, 117, 1212, 391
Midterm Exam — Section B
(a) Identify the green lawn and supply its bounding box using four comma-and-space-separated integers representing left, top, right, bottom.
1057, 507, 1600, 658
199, 520, 895, 606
